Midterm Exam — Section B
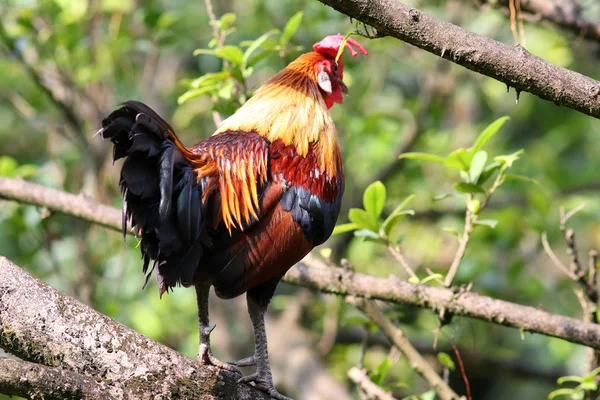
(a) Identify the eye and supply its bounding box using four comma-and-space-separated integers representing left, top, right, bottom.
333, 63, 339, 72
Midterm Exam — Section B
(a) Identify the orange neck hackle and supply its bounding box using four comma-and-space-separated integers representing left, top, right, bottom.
214, 52, 342, 179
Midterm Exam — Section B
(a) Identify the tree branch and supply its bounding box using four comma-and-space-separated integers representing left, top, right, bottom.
316, 0, 600, 120
3, 177, 600, 352
480, 0, 600, 44
0, 255, 270, 399
351, 298, 461, 400
0, 357, 105, 399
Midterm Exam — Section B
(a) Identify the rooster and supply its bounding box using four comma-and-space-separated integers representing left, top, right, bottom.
100, 34, 367, 399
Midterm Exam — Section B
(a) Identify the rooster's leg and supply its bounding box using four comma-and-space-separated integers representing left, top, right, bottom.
237, 294, 293, 400
195, 283, 241, 374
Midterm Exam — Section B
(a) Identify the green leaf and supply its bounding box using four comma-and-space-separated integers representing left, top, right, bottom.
395, 233, 409, 245
421, 273, 443, 285
380, 194, 415, 237
194, 46, 244, 66
580, 376, 597, 391
472, 116, 510, 153
477, 161, 501, 185
371, 357, 392, 386
557, 375, 584, 385
248, 48, 278, 67
469, 150, 488, 183
381, 210, 414, 237
190, 71, 231, 89
217, 13, 236, 30
444, 148, 473, 171
494, 149, 525, 168
353, 229, 380, 239
319, 248, 332, 259
433, 193, 453, 201
332, 223, 359, 235
243, 30, 279, 65
177, 85, 219, 104
418, 390, 437, 400
443, 227, 460, 239
280, 12, 303, 46
399, 152, 445, 163
453, 182, 485, 194
395, 194, 416, 213
348, 208, 378, 231
363, 181, 386, 220
437, 352, 456, 371
503, 174, 540, 185
474, 219, 498, 229
548, 388, 577, 400
0, 156, 18, 177
408, 276, 420, 284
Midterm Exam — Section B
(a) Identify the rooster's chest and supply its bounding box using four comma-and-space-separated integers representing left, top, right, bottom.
269, 140, 343, 246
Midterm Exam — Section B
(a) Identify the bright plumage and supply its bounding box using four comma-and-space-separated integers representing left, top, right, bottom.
100, 34, 367, 399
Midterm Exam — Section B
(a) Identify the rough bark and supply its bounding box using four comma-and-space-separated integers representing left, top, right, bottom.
0, 358, 105, 399
2, 177, 600, 351
316, 0, 600, 119
288, 257, 600, 350
0, 256, 270, 399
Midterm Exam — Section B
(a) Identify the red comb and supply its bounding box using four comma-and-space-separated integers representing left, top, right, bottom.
313, 34, 368, 59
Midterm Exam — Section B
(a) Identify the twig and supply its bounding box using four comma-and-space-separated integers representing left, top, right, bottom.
387, 245, 418, 279
444, 198, 473, 287
445, 167, 508, 287
347, 366, 397, 400
5, 178, 600, 350
451, 343, 472, 400
317, 295, 341, 355
350, 298, 462, 400
546, 204, 600, 382
541, 231, 579, 281
315, 0, 600, 119
204, 0, 224, 47
478, 0, 600, 44
203, 0, 226, 128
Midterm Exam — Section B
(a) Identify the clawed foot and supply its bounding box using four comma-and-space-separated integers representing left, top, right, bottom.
198, 325, 241, 375
238, 372, 293, 400
229, 355, 256, 367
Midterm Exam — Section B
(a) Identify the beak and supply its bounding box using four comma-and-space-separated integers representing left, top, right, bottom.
338, 78, 349, 94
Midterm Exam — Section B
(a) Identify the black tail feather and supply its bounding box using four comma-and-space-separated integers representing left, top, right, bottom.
101, 101, 206, 290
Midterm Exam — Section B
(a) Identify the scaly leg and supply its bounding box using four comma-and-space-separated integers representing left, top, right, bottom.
237, 295, 292, 400
195, 283, 240, 374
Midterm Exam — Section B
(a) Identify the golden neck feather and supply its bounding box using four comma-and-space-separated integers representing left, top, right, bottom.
214, 52, 341, 177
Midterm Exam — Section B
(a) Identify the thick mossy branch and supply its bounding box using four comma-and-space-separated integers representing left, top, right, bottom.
316, 0, 600, 119
0, 358, 105, 400
0, 253, 270, 399
2, 177, 600, 351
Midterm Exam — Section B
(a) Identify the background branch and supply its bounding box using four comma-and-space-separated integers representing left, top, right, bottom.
478, 0, 600, 44
316, 0, 600, 119
350, 298, 461, 400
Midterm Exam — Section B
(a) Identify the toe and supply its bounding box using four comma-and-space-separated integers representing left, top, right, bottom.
229, 355, 257, 367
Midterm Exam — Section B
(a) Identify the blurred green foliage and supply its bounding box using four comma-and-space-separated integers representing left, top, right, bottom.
2, 0, 600, 399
